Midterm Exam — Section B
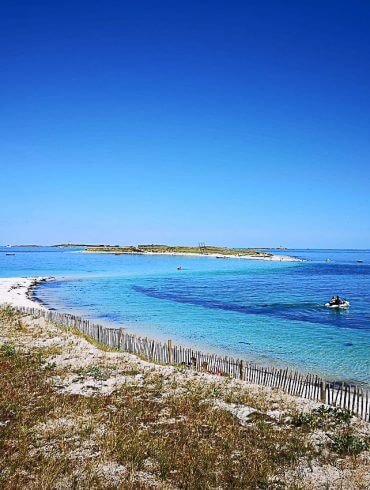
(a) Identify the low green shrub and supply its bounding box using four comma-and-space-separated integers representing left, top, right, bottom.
330, 433, 369, 455
76, 366, 110, 381
292, 405, 351, 430
0, 342, 16, 357
0, 305, 20, 323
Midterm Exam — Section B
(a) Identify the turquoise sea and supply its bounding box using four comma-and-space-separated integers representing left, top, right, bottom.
1, 247, 369, 385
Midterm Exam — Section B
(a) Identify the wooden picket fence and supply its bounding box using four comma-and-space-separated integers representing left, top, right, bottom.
13, 305, 370, 422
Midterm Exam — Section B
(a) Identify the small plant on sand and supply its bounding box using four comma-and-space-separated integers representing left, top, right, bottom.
121, 367, 141, 376
0, 342, 16, 357
76, 366, 110, 381
329, 432, 370, 455
0, 305, 20, 324
292, 405, 351, 430
44, 361, 57, 370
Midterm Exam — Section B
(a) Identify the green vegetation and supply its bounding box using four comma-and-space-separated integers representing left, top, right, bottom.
0, 304, 20, 323
291, 405, 370, 458
329, 433, 369, 455
85, 244, 272, 257
0, 342, 16, 357
292, 405, 352, 430
75, 365, 111, 382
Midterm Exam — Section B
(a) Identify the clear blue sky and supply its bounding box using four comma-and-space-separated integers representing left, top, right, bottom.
1, 1, 369, 248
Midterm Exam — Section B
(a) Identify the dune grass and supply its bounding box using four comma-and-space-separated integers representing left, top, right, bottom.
0, 306, 369, 489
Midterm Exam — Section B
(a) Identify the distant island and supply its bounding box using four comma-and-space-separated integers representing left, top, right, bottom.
83, 244, 301, 261
51, 243, 115, 248
3, 244, 42, 248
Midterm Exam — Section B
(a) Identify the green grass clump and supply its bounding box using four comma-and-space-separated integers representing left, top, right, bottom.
329, 433, 369, 455
0, 342, 16, 357
76, 365, 111, 381
0, 305, 21, 324
292, 405, 351, 430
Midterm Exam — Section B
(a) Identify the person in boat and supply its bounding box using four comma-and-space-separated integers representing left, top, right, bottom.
329, 295, 342, 306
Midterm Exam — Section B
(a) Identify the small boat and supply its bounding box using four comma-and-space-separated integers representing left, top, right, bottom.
325, 300, 350, 309
177, 267, 183, 270
357, 260, 364, 263
5, 253, 15, 256
115, 253, 122, 256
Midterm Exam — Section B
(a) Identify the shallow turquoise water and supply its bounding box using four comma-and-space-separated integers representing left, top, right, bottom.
1, 247, 369, 384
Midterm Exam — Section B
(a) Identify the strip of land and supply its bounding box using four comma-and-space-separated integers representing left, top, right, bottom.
82, 244, 303, 261
0, 277, 369, 487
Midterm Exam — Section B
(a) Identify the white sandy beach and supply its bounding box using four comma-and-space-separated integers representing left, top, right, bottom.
0, 276, 48, 309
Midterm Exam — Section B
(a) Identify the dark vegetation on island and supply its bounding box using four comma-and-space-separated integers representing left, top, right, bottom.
83, 244, 273, 257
